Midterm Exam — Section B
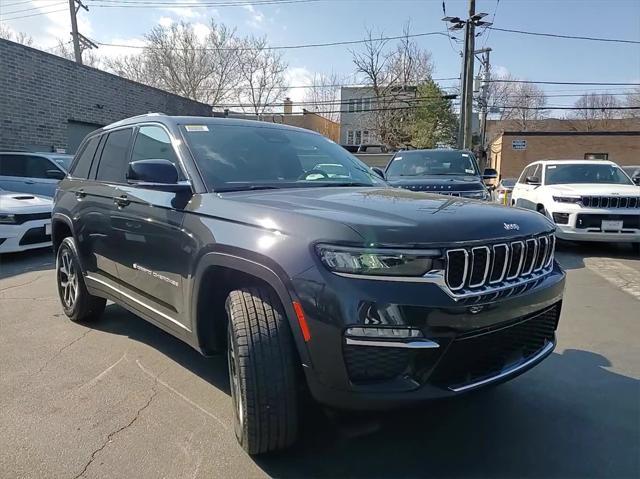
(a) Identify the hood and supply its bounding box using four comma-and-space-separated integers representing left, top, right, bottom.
200, 187, 554, 246
546, 184, 640, 196
0, 191, 53, 213
386, 175, 485, 193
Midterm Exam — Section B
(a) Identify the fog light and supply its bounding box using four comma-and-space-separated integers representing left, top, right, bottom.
552, 212, 570, 225
345, 326, 423, 339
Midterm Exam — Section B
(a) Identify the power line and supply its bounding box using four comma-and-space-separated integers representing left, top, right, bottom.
480, 0, 499, 48
1, 7, 68, 20
488, 26, 640, 45
487, 79, 640, 86
96, 30, 448, 51
86, 0, 326, 6
1, 2, 66, 16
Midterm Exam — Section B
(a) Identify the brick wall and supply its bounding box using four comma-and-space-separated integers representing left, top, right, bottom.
0, 39, 211, 153
490, 132, 640, 178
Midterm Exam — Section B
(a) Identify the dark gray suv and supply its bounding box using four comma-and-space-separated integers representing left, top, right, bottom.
52, 114, 565, 454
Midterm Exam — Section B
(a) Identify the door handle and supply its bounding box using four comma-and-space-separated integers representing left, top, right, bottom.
75, 189, 86, 199
113, 195, 130, 207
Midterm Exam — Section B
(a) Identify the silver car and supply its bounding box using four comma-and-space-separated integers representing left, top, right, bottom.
0, 152, 71, 198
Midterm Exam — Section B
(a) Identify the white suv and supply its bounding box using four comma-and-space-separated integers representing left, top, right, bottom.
511, 160, 640, 248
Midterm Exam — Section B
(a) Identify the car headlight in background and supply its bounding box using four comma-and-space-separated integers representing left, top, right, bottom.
553, 195, 582, 204
465, 190, 490, 200
316, 244, 442, 276
0, 214, 17, 224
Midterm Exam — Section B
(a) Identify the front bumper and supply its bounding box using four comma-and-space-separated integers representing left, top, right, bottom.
292, 263, 565, 410
548, 206, 640, 243
0, 219, 52, 253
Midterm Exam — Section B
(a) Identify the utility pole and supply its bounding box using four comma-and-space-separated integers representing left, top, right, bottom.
443, 2, 493, 150
68, 0, 97, 65
476, 47, 491, 152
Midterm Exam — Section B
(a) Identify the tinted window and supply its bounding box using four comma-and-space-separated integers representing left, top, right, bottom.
71, 137, 100, 179
96, 129, 133, 183
386, 150, 479, 178
182, 124, 382, 191
131, 126, 184, 180
24, 156, 55, 178
545, 163, 633, 186
50, 155, 73, 171
0, 154, 26, 176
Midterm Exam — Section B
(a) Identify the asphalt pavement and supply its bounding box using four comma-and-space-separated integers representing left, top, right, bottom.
1, 242, 638, 479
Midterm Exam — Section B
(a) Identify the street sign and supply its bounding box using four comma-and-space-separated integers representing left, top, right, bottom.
512, 139, 527, 150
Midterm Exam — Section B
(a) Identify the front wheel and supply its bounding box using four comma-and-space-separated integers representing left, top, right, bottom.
226, 287, 298, 454
56, 237, 106, 322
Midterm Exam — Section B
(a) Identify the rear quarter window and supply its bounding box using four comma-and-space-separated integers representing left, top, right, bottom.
95, 129, 133, 183
70, 136, 100, 179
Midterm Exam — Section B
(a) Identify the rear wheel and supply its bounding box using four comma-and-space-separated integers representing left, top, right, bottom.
56, 237, 106, 322
225, 287, 298, 454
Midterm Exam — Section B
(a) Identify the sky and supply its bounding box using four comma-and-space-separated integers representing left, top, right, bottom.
1, 0, 639, 110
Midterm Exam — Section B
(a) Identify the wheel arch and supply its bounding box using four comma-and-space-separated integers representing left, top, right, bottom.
51, 212, 75, 253
190, 251, 312, 366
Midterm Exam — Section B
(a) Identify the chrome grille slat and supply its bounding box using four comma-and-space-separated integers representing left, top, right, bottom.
582, 196, 640, 208
445, 234, 555, 298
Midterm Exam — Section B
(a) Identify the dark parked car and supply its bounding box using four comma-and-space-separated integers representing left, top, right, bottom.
374, 149, 497, 200
52, 115, 565, 454
0, 151, 72, 197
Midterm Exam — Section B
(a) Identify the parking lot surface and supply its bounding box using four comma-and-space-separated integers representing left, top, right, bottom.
1, 243, 639, 479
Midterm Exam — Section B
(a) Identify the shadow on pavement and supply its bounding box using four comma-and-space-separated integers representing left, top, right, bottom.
83, 304, 640, 478
0, 247, 55, 280
256, 349, 639, 479
93, 304, 231, 395
555, 240, 638, 271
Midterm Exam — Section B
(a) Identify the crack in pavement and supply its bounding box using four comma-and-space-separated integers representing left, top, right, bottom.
0, 274, 47, 293
72, 384, 159, 479
36, 329, 92, 374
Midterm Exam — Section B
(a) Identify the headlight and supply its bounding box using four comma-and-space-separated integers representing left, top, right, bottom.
553, 195, 582, 204
465, 190, 490, 200
316, 244, 441, 276
0, 214, 17, 224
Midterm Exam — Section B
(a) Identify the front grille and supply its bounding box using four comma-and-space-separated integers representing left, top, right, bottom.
582, 196, 639, 208
445, 234, 555, 296
343, 345, 410, 382
430, 303, 561, 389
12, 212, 51, 224
18, 226, 51, 246
576, 214, 640, 230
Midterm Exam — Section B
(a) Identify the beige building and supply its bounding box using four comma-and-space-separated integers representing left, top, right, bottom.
487, 119, 640, 178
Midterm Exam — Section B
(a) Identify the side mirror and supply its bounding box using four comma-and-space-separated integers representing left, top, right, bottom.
46, 169, 66, 180
371, 167, 385, 179
482, 168, 498, 180
526, 176, 541, 186
128, 159, 178, 184
632, 175, 640, 185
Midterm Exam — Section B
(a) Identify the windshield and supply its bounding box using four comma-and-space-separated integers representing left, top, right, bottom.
386, 150, 479, 178
545, 163, 633, 186
182, 123, 384, 191
51, 155, 72, 171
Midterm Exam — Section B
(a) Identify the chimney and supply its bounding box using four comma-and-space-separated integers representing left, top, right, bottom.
284, 97, 293, 115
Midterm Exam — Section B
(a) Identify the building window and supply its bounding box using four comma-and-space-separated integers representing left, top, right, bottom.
361, 98, 371, 111
585, 153, 608, 160
362, 130, 370, 144
355, 130, 362, 145
347, 130, 354, 145
348, 99, 355, 113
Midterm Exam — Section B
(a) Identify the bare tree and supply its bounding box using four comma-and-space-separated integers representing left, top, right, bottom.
486, 74, 548, 130
303, 71, 342, 123
570, 93, 623, 129
103, 54, 152, 85
235, 35, 288, 115
0, 23, 34, 46
624, 86, 640, 118
350, 26, 433, 147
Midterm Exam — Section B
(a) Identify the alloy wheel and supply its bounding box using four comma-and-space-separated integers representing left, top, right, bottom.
58, 249, 78, 309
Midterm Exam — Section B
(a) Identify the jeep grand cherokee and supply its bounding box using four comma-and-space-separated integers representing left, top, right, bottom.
52, 115, 565, 454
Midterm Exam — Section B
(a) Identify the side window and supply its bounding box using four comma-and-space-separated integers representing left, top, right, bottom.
517, 165, 531, 184
131, 126, 183, 180
71, 136, 100, 179
25, 156, 54, 179
96, 128, 133, 183
530, 164, 541, 180
0, 154, 26, 176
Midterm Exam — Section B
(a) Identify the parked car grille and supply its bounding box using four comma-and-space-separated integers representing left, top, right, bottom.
18, 226, 51, 246
576, 214, 640, 230
445, 234, 555, 296
430, 303, 561, 389
13, 212, 51, 224
581, 196, 639, 208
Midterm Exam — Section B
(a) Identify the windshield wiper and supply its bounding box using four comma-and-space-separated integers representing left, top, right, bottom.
314, 181, 373, 187
215, 185, 282, 193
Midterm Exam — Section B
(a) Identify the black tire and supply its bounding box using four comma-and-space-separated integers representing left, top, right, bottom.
56, 237, 106, 322
225, 287, 298, 455
632, 243, 639, 255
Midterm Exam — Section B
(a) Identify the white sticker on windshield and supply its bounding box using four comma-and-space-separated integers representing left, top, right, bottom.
548, 165, 557, 169
462, 153, 469, 157
465, 168, 475, 174
185, 125, 209, 132
393, 156, 403, 161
